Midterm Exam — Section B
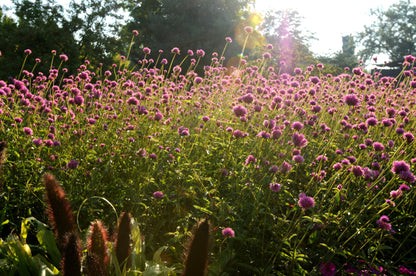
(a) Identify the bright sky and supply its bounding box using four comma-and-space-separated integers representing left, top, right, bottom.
1, 0, 413, 63
255, 0, 409, 62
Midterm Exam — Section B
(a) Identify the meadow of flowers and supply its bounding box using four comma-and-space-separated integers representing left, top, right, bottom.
1, 30, 416, 275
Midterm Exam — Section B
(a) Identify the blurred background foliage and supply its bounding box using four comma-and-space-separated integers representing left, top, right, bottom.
0, 0, 415, 79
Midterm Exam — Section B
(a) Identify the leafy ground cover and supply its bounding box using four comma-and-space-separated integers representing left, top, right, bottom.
1, 31, 416, 275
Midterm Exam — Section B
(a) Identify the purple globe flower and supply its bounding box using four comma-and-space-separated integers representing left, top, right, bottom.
153, 191, 164, 199
270, 183, 281, 192
292, 132, 308, 148
67, 159, 79, 169
392, 160, 410, 174
232, 104, 248, 117
344, 94, 359, 106
222, 227, 235, 237
298, 193, 315, 210
319, 262, 336, 276
280, 161, 292, 174
23, 127, 33, 136
377, 215, 392, 231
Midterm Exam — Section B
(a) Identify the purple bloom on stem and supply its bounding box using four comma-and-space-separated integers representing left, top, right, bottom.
333, 163, 343, 170
222, 227, 235, 237
390, 189, 402, 198
270, 183, 281, 192
280, 161, 292, 174
244, 26, 253, 33
399, 170, 416, 183
344, 94, 359, 106
32, 138, 43, 146
298, 193, 315, 210
352, 166, 364, 177
149, 153, 157, 159
319, 262, 336, 276
292, 155, 304, 163
399, 184, 410, 191
127, 97, 139, 105
67, 159, 79, 169
23, 127, 33, 136
153, 191, 164, 199
171, 47, 180, 54
392, 160, 410, 174
232, 104, 247, 117
143, 47, 151, 54
59, 54, 68, 61
196, 49, 205, 57
291, 121, 304, 131
377, 215, 392, 231
373, 142, 385, 151
292, 132, 308, 148
245, 155, 257, 165
403, 132, 415, 143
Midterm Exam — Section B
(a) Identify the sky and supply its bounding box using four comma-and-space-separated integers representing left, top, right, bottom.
255, 0, 409, 62
1, 0, 412, 63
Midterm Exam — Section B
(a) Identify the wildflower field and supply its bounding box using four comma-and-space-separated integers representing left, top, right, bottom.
1, 32, 416, 275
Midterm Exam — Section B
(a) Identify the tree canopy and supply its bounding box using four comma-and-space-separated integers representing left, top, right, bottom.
259, 9, 316, 73
123, 0, 255, 65
358, 0, 416, 63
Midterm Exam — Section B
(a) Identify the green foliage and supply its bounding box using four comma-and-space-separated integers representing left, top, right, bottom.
1, 29, 416, 274
357, 0, 416, 62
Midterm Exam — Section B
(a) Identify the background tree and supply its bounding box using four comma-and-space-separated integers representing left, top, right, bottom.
316, 35, 359, 75
0, 0, 79, 79
67, 0, 127, 65
357, 0, 416, 63
123, 0, 255, 68
260, 9, 315, 74
0, 0, 129, 80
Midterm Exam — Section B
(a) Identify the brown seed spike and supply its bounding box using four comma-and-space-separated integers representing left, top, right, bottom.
87, 220, 109, 272
43, 174, 76, 250
0, 141, 6, 193
86, 253, 107, 276
61, 232, 82, 276
114, 212, 132, 269
182, 218, 210, 276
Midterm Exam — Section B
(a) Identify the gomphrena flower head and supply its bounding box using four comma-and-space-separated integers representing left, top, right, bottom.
280, 161, 292, 174
377, 215, 392, 231
232, 104, 247, 117
298, 193, 315, 211
319, 262, 336, 276
244, 26, 253, 33
292, 132, 308, 148
399, 170, 416, 183
153, 191, 164, 199
222, 227, 235, 237
391, 160, 410, 174
182, 218, 210, 276
67, 159, 79, 170
344, 94, 359, 106
270, 183, 281, 192
23, 127, 33, 136
171, 47, 180, 54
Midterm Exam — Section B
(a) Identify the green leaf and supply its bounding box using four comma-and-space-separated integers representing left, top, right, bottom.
36, 229, 61, 267
193, 205, 213, 215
